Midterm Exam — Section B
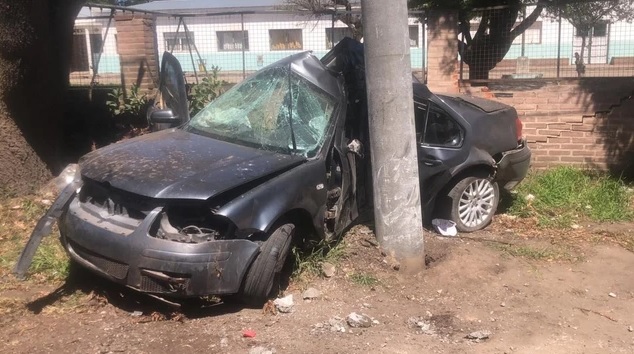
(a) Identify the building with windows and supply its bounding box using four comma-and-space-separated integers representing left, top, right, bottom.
71, 1, 634, 82
72, 0, 426, 81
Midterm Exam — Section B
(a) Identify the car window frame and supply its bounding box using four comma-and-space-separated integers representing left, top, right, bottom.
415, 99, 465, 149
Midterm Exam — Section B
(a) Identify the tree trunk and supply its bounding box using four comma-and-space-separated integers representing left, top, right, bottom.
467, 62, 495, 80
462, 26, 515, 80
463, 41, 511, 80
0, 0, 84, 196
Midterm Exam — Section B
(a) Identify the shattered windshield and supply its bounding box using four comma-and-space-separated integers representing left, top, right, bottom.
187, 66, 337, 157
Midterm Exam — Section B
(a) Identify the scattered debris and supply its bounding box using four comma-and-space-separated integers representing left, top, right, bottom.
313, 316, 347, 333
220, 337, 229, 348
346, 312, 372, 328
465, 330, 492, 342
500, 302, 506, 307
242, 329, 256, 338
302, 287, 322, 300
432, 219, 458, 237
273, 294, 294, 313
628, 325, 633, 332
575, 307, 618, 322
262, 300, 277, 315
608, 292, 617, 298
170, 312, 186, 322
136, 311, 167, 323
525, 194, 535, 202
134, 311, 184, 323
249, 346, 275, 354
321, 262, 336, 278
130, 311, 143, 317
360, 238, 379, 248
406, 317, 435, 335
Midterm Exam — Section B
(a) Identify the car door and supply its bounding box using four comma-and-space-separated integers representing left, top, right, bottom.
152, 52, 189, 128
322, 104, 365, 241
414, 98, 468, 205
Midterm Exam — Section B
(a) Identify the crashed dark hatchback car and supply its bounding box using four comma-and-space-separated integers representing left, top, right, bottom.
16, 38, 530, 303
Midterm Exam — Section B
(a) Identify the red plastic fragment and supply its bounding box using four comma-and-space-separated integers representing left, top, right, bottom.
242, 329, 256, 338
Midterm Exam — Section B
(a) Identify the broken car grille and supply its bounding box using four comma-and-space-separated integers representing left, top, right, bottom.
69, 240, 129, 280
79, 179, 157, 220
140, 273, 191, 294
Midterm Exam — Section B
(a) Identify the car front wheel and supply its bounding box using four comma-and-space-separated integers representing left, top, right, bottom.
446, 175, 499, 232
240, 223, 294, 306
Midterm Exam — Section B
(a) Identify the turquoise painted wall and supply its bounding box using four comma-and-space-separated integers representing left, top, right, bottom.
95, 55, 121, 74
167, 47, 426, 74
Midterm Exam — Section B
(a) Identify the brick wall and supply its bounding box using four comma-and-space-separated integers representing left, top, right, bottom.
114, 13, 159, 94
460, 79, 634, 174
425, 11, 460, 94
424, 14, 634, 175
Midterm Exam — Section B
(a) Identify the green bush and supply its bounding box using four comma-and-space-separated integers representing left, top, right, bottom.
106, 84, 149, 118
508, 166, 633, 227
188, 66, 225, 116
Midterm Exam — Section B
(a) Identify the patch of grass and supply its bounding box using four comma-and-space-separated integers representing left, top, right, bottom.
0, 197, 69, 281
28, 237, 70, 281
291, 239, 346, 280
508, 166, 633, 227
349, 272, 379, 287
492, 242, 581, 262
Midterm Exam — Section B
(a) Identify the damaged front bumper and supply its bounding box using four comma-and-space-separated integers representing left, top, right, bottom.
14, 181, 80, 279
58, 197, 260, 297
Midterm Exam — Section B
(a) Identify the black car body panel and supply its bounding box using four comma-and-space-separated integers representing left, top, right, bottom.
80, 129, 306, 200
17, 37, 530, 297
215, 159, 328, 235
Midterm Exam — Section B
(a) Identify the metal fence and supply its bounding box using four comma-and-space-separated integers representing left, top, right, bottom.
70, 7, 428, 88
460, 4, 634, 81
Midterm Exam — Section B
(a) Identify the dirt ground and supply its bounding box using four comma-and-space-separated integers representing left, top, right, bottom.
1, 218, 633, 354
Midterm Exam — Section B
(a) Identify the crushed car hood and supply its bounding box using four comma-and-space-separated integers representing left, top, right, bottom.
79, 129, 305, 200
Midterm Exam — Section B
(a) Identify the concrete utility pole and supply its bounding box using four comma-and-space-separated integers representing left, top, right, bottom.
361, 0, 425, 272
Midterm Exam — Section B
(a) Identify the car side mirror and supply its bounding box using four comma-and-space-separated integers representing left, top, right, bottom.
147, 108, 181, 132
149, 109, 180, 124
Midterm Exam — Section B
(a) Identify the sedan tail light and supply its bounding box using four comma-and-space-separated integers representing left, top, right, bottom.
515, 117, 523, 142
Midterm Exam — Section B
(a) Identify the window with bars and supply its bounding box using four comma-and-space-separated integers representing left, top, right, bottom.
164, 32, 195, 52
217, 31, 249, 51
269, 29, 303, 51
575, 22, 608, 37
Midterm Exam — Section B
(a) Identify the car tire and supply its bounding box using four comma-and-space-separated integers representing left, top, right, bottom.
241, 223, 295, 306
445, 174, 499, 232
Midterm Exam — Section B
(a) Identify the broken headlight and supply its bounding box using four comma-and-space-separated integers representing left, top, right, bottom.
151, 206, 235, 243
